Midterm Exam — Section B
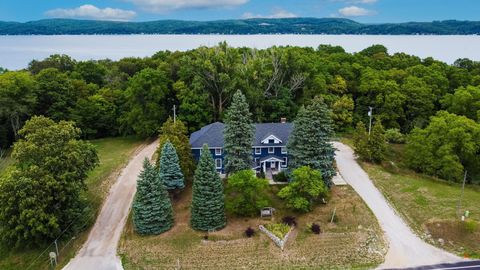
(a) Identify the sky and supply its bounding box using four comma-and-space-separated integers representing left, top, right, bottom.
0, 0, 479, 23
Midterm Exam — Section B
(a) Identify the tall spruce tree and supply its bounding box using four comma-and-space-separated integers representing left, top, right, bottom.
190, 144, 226, 231
287, 96, 336, 186
223, 90, 254, 175
159, 141, 185, 190
133, 158, 173, 235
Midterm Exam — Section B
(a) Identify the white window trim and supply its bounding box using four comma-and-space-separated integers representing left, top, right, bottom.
268, 147, 274, 154
255, 147, 261, 155
215, 148, 222, 156
281, 147, 287, 154
282, 157, 288, 167
215, 158, 222, 169
261, 134, 282, 144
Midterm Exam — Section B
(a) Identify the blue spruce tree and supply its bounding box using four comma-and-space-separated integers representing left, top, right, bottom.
159, 141, 185, 190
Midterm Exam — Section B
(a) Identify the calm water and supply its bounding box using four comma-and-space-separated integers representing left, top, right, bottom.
1, 35, 480, 70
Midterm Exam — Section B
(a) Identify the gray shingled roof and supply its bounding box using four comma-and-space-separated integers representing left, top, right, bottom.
189, 122, 293, 148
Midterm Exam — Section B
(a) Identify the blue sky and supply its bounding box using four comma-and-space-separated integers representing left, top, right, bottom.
0, 0, 478, 23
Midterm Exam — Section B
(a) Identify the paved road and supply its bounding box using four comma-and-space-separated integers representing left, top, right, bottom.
388, 260, 480, 270
63, 140, 159, 270
333, 142, 462, 269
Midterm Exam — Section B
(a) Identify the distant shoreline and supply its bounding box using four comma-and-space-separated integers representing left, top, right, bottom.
1, 18, 479, 35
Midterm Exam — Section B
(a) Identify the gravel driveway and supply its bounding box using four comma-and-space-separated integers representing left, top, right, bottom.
63, 140, 159, 270
333, 142, 461, 269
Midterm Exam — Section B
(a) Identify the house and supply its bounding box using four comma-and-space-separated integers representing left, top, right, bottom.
189, 119, 293, 176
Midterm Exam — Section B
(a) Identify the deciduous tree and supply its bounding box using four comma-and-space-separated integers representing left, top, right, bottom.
225, 170, 269, 217
0, 116, 98, 246
277, 166, 328, 212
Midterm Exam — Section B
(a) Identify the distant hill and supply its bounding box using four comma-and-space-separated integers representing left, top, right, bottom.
0, 18, 480, 35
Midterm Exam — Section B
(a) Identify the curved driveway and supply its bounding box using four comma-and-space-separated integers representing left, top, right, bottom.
333, 142, 461, 269
63, 140, 159, 270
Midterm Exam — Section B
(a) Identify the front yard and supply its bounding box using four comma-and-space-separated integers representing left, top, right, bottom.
119, 184, 386, 270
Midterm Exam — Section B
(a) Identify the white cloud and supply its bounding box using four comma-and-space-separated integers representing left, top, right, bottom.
45, 5, 137, 21
338, 6, 376, 16
242, 8, 297, 19
125, 0, 249, 12
352, 0, 377, 4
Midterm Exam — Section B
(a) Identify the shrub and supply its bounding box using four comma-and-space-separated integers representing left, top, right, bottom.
264, 223, 291, 239
277, 166, 328, 212
273, 171, 288, 182
464, 220, 478, 233
245, 227, 255, 237
225, 170, 270, 217
282, 216, 297, 226
385, 128, 406, 144
311, 223, 321, 234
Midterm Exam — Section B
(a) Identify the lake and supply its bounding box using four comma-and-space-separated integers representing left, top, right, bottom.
1, 35, 480, 70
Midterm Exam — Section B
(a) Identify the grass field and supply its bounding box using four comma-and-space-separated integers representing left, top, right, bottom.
0, 136, 144, 270
342, 138, 480, 258
119, 183, 386, 270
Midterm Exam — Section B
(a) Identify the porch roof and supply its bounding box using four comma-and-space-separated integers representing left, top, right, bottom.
259, 155, 284, 163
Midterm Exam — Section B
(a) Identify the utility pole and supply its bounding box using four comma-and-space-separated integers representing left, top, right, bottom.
173, 105, 176, 123
456, 170, 468, 218
368, 106, 373, 135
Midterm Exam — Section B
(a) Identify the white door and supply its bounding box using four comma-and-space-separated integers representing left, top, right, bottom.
270, 161, 276, 169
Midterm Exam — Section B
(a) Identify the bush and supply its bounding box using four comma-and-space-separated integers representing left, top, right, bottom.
245, 227, 255, 237
277, 167, 328, 212
464, 220, 478, 233
264, 223, 291, 239
273, 171, 288, 182
282, 216, 297, 226
311, 223, 321, 234
385, 128, 406, 144
225, 170, 270, 216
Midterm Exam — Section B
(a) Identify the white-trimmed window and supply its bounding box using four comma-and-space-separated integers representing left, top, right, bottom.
281, 147, 287, 154
215, 158, 222, 169
268, 147, 274, 154
215, 148, 222, 156
282, 157, 288, 167
255, 147, 261, 155
254, 158, 259, 166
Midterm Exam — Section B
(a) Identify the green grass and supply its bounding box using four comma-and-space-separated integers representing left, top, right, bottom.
0, 136, 143, 270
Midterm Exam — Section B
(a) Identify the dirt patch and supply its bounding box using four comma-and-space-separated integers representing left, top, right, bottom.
425, 220, 480, 258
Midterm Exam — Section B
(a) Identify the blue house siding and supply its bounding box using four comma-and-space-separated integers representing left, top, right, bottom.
192, 148, 225, 174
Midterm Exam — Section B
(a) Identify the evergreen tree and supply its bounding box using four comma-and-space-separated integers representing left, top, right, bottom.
370, 122, 388, 163
353, 121, 387, 163
133, 158, 173, 235
353, 121, 369, 160
223, 90, 254, 175
157, 117, 195, 179
287, 96, 336, 186
159, 141, 185, 190
190, 144, 226, 231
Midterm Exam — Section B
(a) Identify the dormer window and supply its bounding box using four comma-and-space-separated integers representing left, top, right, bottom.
261, 134, 282, 145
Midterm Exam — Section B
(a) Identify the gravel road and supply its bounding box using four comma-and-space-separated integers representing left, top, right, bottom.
63, 140, 159, 270
333, 142, 461, 269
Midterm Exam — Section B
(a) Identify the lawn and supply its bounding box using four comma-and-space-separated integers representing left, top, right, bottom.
119, 184, 387, 270
342, 138, 480, 258
0, 136, 144, 270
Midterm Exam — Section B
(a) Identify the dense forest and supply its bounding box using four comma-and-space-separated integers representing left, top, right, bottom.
0, 42, 479, 183
1, 18, 480, 35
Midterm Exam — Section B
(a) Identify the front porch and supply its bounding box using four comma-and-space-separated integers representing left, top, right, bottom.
256, 155, 286, 180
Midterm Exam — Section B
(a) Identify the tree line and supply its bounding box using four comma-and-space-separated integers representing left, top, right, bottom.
1, 42, 479, 179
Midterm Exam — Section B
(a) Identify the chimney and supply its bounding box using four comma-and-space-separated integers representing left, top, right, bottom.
280, 117, 287, 123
